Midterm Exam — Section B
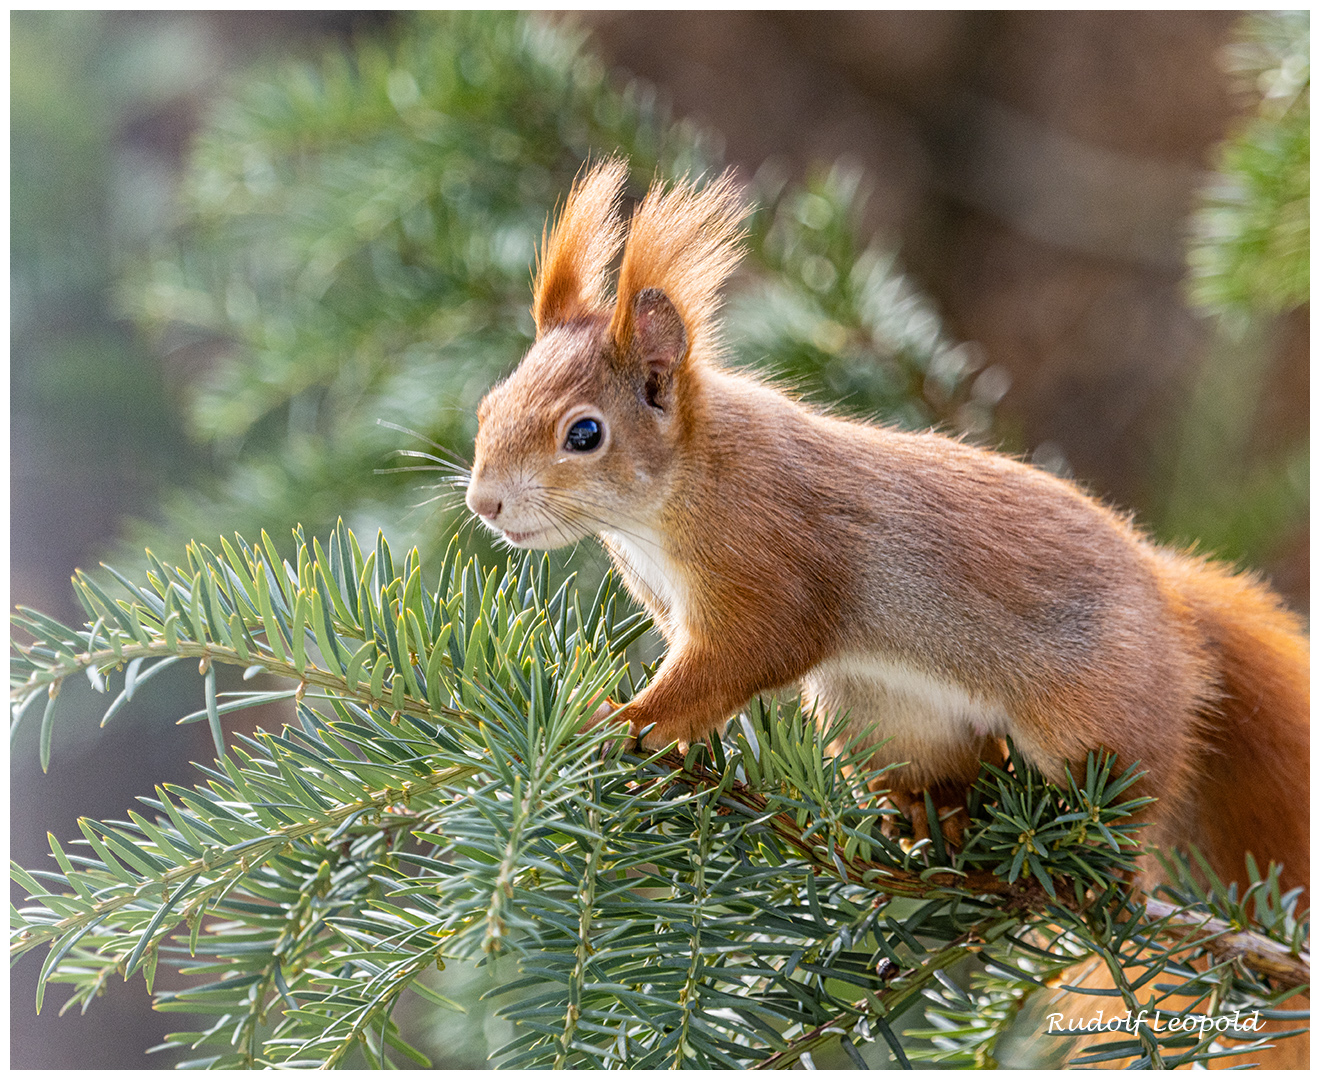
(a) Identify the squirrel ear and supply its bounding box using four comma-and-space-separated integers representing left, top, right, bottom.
633, 288, 688, 374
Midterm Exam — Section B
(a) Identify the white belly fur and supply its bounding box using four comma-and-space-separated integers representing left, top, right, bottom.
802, 652, 1011, 771
601, 527, 686, 627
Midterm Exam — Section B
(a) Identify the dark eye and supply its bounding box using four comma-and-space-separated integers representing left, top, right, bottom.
565, 417, 603, 452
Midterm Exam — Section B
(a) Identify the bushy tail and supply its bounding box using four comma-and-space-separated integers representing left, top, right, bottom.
1047, 555, 1308, 1069
1171, 553, 1309, 897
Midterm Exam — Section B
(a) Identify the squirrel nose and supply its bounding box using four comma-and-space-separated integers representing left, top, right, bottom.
466, 486, 502, 522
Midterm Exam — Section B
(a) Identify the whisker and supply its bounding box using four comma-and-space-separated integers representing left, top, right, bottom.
379, 464, 439, 475
375, 420, 475, 480
390, 489, 468, 537
452, 511, 483, 550
411, 490, 467, 511
392, 448, 473, 468
537, 490, 656, 550
532, 496, 657, 579
375, 465, 472, 479
376, 419, 472, 462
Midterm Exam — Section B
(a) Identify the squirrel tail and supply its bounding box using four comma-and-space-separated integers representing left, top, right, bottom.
1168, 552, 1310, 897
1055, 556, 1311, 1070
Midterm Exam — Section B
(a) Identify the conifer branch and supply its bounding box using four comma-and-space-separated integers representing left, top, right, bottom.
1144, 898, 1310, 991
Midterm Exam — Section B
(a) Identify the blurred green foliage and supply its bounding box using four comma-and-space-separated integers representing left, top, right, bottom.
12, 18, 223, 1069
1187, 10, 1309, 316
731, 164, 1003, 435
12, 12, 198, 582
1161, 11, 1309, 575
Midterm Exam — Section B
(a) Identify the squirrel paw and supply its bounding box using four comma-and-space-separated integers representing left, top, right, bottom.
583, 698, 621, 730
579, 697, 624, 734
883, 790, 970, 850
577, 698, 639, 758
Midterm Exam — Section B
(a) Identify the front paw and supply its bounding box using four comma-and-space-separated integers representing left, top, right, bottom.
882, 790, 970, 850
583, 698, 622, 732
631, 718, 700, 755
577, 699, 642, 758
630, 719, 664, 752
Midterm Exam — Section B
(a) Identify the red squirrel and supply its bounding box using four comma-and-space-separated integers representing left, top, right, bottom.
465, 158, 1309, 897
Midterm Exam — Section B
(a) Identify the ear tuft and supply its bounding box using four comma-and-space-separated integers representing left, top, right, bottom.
532, 158, 627, 334
610, 170, 745, 363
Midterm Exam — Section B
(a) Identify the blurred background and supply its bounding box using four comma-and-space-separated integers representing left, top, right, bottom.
11, 10, 1308, 1068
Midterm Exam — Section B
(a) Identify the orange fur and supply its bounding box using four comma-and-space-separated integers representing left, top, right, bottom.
532, 157, 627, 332
469, 162, 1310, 945
609, 169, 744, 360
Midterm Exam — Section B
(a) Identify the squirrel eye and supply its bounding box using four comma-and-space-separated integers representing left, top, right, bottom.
564, 417, 603, 452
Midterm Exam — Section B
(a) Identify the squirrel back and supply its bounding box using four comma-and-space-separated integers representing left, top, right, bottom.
466, 159, 1310, 898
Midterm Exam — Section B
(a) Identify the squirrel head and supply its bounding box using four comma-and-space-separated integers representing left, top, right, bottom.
466, 158, 744, 549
